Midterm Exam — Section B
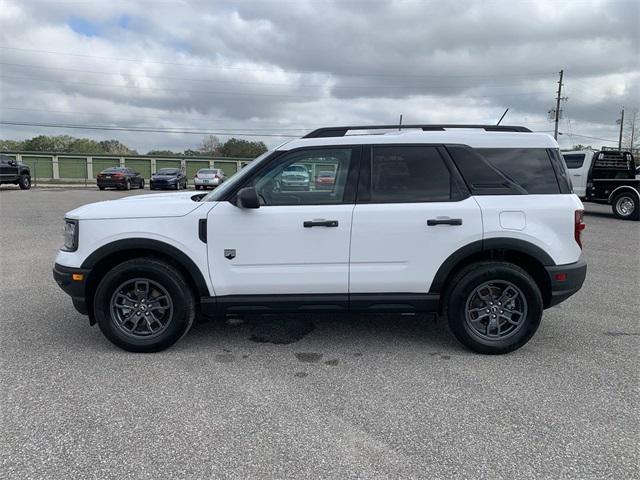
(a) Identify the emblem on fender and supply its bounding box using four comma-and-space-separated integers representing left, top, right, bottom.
224, 249, 236, 260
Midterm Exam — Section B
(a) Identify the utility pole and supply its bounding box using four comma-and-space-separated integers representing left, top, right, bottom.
554, 69, 564, 140
630, 112, 636, 152
618, 108, 624, 150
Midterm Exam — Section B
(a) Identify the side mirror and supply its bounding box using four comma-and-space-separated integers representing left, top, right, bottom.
8, 160, 17, 166
236, 187, 260, 209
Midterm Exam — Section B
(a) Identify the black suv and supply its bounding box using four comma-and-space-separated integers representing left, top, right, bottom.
0, 154, 31, 189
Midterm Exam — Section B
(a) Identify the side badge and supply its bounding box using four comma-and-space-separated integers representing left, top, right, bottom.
224, 249, 236, 260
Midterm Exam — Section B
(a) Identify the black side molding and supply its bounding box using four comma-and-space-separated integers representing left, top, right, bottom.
198, 219, 207, 243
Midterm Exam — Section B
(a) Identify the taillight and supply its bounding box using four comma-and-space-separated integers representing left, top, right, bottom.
214, 174, 220, 179
574, 209, 585, 248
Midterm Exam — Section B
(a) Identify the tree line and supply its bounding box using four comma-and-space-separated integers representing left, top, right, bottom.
0, 134, 268, 158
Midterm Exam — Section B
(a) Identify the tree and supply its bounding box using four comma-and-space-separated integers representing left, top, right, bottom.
199, 135, 222, 156
571, 144, 592, 150
99, 139, 137, 155
623, 111, 639, 153
147, 149, 178, 156
218, 138, 267, 158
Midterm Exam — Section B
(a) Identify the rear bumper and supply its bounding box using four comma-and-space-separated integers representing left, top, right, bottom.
545, 257, 587, 308
53, 263, 91, 315
194, 178, 220, 186
97, 179, 126, 188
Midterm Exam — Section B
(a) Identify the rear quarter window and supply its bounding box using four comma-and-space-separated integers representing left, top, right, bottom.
476, 148, 561, 194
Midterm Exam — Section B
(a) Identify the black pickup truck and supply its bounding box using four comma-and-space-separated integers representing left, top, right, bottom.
563, 148, 639, 220
0, 154, 31, 189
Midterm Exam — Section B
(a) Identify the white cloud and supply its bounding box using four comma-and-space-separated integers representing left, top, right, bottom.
1, 0, 638, 152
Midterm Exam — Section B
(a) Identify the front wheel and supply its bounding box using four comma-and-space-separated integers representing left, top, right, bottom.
139, 179, 145, 189
446, 262, 543, 354
93, 258, 196, 352
612, 192, 639, 220
18, 174, 31, 190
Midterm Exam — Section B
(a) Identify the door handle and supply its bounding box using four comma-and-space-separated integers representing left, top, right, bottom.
427, 218, 463, 226
303, 219, 339, 228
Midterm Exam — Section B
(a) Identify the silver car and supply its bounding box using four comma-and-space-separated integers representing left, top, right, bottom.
194, 168, 225, 190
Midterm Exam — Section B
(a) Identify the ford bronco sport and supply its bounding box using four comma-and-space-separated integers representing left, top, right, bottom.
53, 125, 587, 354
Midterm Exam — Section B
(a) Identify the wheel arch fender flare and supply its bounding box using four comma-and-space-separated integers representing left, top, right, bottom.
429, 238, 555, 294
81, 238, 209, 297
607, 185, 640, 204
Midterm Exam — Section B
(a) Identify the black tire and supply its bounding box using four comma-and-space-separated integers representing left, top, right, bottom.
93, 258, 196, 352
446, 261, 543, 355
98, 186, 105, 191
139, 179, 145, 189
611, 192, 640, 220
18, 174, 31, 190
125, 180, 131, 191
195, 185, 201, 190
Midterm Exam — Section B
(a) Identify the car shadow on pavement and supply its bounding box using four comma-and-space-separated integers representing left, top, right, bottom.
181, 312, 465, 353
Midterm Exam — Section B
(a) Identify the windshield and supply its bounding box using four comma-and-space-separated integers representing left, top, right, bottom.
156, 168, 179, 175
204, 150, 274, 202
102, 167, 125, 173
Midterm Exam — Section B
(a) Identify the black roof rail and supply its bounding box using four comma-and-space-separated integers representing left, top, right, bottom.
303, 124, 532, 138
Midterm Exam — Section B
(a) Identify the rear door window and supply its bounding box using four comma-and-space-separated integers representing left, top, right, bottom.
367, 146, 463, 203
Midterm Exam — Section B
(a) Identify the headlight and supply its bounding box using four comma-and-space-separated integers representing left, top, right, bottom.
62, 219, 78, 252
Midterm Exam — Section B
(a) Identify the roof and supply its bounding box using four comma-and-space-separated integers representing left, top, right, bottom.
278, 128, 558, 151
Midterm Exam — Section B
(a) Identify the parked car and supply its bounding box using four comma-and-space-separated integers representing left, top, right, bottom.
150, 168, 188, 190
97, 167, 144, 190
562, 148, 639, 220
53, 124, 586, 354
194, 168, 225, 190
280, 164, 310, 190
315, 170, 336, 189
0, 154, 31, 189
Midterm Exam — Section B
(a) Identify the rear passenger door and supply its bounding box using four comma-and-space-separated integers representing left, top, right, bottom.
349, 145, 483, 299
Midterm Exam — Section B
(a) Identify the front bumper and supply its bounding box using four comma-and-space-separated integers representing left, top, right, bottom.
53, 263, 91, 315
150, 180, 178, 189
545, 257, 587, 308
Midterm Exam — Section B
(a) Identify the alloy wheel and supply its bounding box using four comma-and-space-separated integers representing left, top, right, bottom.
110, 278, 174, 338
464, 280, 528, 340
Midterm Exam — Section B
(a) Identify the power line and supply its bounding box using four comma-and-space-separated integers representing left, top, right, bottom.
0, 45, 557, 79
0, 61, 555, 91
0, 74, 552, 100
0, 121, 300, 137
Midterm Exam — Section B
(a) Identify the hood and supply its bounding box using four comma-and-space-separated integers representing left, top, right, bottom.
152, 174, 179, 179
66, 192, 206, 220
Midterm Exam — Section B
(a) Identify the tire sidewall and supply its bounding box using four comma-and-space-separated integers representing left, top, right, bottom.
19, 174, 31, 190
612, 192, 639, 220
94, 261, 194, 352
447, 263, 543, 354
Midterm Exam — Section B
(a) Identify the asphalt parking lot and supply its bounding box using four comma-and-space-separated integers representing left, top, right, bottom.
1, 187, 638, 479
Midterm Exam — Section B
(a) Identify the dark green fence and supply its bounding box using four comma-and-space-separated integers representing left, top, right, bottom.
1, 152, 252, 187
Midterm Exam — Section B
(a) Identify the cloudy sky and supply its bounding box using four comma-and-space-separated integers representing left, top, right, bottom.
0, 0, 638, 153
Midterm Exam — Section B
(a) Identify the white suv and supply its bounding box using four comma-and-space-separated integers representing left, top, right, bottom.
53, 125, 587, 354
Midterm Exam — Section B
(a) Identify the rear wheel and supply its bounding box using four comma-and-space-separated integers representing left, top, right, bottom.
139, 179, 145, 189
98, 186, 105, 191
93, 258, 196, 352
446, 262, 543, 354
18, 174, 31, 190
125, 179, 131, 191
612, 192, 639, 220
195, 185, 201, 190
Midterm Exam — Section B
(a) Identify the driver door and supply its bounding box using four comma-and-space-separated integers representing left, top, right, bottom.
207, 147, 360, 306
